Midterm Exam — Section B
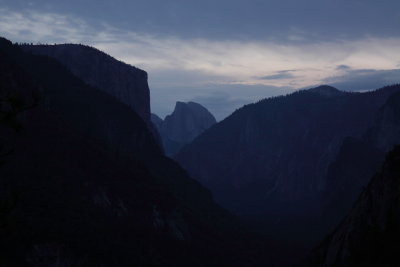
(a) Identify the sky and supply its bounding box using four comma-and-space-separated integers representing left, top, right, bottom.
0, 0, 400, 120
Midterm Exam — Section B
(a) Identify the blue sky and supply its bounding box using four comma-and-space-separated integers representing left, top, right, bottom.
1, 0, 400, 120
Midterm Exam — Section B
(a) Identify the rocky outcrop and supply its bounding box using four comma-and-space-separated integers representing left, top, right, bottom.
303, 145, 400, 267
152, 102, 216, 156
21, 44, 150, 123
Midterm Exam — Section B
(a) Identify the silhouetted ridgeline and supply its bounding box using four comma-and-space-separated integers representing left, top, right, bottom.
0, 37, 276, 266
176, 84, 400, 257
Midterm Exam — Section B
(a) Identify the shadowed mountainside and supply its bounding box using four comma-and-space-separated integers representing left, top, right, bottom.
0, 37, 280, 266
302, 145, 400, 267
176, 84, 400, 251
321, 88, 400, 233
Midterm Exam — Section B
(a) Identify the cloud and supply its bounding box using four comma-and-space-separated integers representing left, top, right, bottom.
259, 70, 297, 80
0, 8, 92, 43
336, 65, 352, 70
1, 8, 400, 119
3, 0, 400, 41
2, 8, 400, 86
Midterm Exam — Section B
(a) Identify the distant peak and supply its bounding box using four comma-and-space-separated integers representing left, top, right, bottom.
308, 85, 344, 97
170, 101, 216, 124
174, 101, 207, 112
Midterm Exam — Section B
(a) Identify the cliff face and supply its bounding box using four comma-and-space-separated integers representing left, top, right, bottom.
21, 44, 150, 122
369, 91, 400, 151
303, 146, 400, 267
152, 101, 216, 156
320, 90, 400, 232
175, 85, 400, 248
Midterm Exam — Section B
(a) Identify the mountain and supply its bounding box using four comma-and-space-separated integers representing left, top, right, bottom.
21, 44, 151, 124
152, 101, 216, 156
307, 85, 345, 97
0, 37, 273, 266
302, 145, 400, 267
162, 102, 217, 145
175, 85, 400, 249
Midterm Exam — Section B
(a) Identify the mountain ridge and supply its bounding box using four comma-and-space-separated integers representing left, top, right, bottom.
0, 36, 274, 266
175, 83, 400, 257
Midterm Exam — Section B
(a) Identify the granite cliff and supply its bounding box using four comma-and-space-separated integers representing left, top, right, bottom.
22, 44, 150, 123
152, 101, 216, 155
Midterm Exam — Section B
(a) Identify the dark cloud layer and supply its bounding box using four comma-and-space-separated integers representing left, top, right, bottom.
259, 70, 296, 80
2, 0, 400, 41
336, 65, 352, 70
